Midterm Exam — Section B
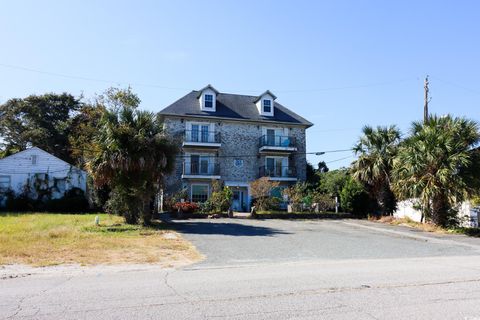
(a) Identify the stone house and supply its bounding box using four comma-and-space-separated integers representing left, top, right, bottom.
159, 85, 313, 211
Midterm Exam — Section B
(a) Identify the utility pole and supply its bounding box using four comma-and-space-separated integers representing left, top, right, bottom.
424, 75, 430, 123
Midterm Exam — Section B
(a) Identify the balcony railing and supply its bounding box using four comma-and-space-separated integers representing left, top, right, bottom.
259, 135, 296, 148
184, 130, 221, 144
183, 162, 220, 176
259, 165, 297, 178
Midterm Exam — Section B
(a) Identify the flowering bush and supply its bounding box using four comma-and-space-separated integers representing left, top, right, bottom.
172, 201, 199, 213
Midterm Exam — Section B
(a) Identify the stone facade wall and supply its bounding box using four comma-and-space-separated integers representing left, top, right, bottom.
162, 116, 308, 198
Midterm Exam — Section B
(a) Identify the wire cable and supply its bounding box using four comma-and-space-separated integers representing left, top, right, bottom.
0, 63, 418, 94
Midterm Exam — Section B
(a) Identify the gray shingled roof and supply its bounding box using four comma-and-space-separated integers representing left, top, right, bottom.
159, 91, 313, 127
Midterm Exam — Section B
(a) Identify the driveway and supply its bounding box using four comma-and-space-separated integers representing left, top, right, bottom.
4, 218, 480, 319
171, 218, 480, 267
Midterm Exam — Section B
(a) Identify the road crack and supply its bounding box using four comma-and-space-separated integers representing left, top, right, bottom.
163, 270, 206, 319
3, 275, 74, 319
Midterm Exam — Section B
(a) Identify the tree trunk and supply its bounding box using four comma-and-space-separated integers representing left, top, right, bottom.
376, 182, 396, 216
431, 195, 448, 227
142, 200, 153, 226
124, 212, 138, 224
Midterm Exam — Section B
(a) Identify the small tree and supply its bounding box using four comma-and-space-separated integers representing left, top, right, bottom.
209, 181, 233, 213
351, 125, 401, 215
283, 182, 308, 212
340, 176, 371, 217
250, 177, 280, 211
311, 192, 336, 212
392, 115, 480, 226
86, 87, 178, 225
317, 169, 349, 197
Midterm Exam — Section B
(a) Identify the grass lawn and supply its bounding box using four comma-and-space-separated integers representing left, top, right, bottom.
0, 213, 202, 267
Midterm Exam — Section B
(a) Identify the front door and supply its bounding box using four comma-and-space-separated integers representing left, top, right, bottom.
232, 190, 243, 211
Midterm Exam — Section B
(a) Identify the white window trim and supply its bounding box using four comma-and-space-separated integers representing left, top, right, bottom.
257, 96, 274, 116
184, 152, 215, 175
262, 99, 272, 113
200, 91, 217, 112
190, 183, 210, 202
186, 121, 215, 132
204, 94, 214, 108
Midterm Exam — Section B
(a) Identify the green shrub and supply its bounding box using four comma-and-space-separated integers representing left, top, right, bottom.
2, 187, 89, 213
210, 187, 233, 213
4, 190, 37, 211
198, 200, 214, 214
340, 177, 371, 217
45, 188, 89, 212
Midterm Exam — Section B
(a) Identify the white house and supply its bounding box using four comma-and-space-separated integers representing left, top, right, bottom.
0, 147, 87, 206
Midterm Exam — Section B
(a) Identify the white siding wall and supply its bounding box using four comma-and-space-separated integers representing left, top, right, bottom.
0, 147, 87, 203
393, 200, 423, 222
394, 199, 479, 227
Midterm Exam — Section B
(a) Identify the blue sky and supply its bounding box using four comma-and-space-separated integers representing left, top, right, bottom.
1, 0, 479, 168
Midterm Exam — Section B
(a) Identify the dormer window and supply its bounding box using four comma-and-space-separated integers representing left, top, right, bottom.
255, 90, 276, 116
204, 94, 213, 108
197, 84, 219, 112
262, 99, 271, 113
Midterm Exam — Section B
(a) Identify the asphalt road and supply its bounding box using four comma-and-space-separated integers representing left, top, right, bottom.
2, 219, 480, 319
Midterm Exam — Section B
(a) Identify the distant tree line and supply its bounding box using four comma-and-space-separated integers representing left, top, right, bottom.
0, 88, 178, 225
305, 115, 480, 227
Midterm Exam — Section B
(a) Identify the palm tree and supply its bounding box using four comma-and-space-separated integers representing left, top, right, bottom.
392, 115, 480, 226
87, 88, 177, 224
351, 125, 401, 215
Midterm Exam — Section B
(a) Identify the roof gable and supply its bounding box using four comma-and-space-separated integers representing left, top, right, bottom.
0, 147, 83, 171
196, 84, 220, 98
159, 90, 313, 127
253, 90, 277, 103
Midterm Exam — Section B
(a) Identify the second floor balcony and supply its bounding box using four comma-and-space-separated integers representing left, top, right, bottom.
183, 130, 221, 148
182, 161, 221, 179
259, 165, 297, 181
259, 135, 297, 152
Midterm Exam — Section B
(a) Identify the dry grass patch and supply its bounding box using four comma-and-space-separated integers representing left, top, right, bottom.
371, 216, 467, 234
0, 213, 202, 267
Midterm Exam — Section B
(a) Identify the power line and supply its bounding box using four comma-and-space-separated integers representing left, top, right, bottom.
0, 63, 188, 91
325, 155, 355, 164
269, 78, 417, 93
430, 76, 480, 95
0, 63, 418, 94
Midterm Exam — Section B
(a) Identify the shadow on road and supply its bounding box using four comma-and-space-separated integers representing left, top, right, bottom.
171, 221, 291, 237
